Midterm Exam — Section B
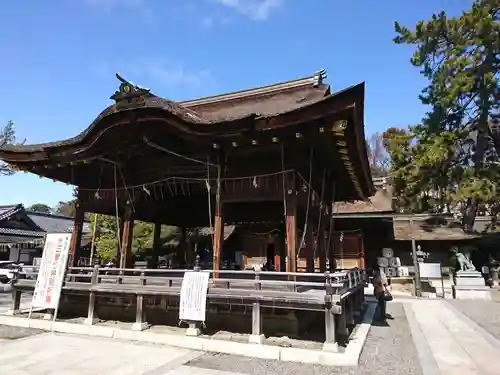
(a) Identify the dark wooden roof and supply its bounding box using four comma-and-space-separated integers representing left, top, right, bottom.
0, 71, 361, 154
0, 71, 373, 209
180, 72, 331, 121
333, 178, 393, 214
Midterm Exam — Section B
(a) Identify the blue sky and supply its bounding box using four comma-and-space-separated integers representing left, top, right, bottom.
0, 0, 473, 207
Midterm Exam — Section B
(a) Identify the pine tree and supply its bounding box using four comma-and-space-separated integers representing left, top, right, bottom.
0, 120, 20, 176
391, 0, 500, 226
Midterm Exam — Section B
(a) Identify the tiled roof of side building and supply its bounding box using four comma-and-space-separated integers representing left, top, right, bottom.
0, 204, 23, 221
333, 180, 393, 214
27, 211, 91, 234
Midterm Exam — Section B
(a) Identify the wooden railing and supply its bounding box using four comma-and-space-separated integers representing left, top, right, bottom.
12, 265, 366, 348
16, 266, 364, 304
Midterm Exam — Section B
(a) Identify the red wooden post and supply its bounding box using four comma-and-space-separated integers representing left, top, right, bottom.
68, 203, 84, 268
119, 206, 134, 269
212, 159, 224, 278
212, 209, 224, 277
285, 173, 297, 273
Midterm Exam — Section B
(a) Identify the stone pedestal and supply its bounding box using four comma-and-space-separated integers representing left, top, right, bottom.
491, 269, 499, 287
186, 327, 201, 336
132, 322, 150, 331
453, 271, 491, 300
84, 317, 99, 326
322, 342, 339, 352
248, 334, 265, 344
186, 322, 201, 337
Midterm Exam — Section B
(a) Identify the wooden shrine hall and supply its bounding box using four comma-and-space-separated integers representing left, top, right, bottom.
0, 70, 373, 273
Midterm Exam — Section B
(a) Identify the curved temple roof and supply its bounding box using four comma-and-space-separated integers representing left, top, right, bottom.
0, 70, 373, 199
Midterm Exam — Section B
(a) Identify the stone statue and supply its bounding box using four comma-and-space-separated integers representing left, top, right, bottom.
452, 247, 476, 271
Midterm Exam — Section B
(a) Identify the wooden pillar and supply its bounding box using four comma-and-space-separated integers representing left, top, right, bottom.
285, 173, 297, 273
212, 157, 224, 277
7, 289, 22, 315
326, 181, 336, 271
323, 305, 338, 352
84, 265, 99, 325
213, 205, 224, 276
319, 215, 327, 272
178, 227, 187, 267
152, 222, 162, 268
153, 222, 162, 250
306, 220, 315, 273
119, 206, 134, 269
327, 222, 336, 272
68, 203, 85, 268
359, 234, 366, 269
115, 218, 125, 263
336, 300, 349, 337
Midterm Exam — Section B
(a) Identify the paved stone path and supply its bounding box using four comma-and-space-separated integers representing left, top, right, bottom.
1, 292, 500, 374
405, 299, 500, 375
0, 333, 242, 375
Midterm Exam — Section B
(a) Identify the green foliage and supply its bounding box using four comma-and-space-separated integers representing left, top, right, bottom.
89, 213, 180, 262
89, 214, 119, 262
0, 120, 23, 176
133, 222, 180, 257
28, 203, 52, 214
53, 200, 76, 217
390, 0, 500, 217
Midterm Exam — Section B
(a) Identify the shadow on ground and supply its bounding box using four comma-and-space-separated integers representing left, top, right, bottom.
0, 325, 44, 340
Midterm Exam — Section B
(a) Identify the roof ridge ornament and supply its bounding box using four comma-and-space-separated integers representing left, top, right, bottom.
313, 69, 327, 87
110, 73, 152, 103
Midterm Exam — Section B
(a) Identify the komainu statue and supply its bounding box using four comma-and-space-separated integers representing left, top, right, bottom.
452, 246, 476, 271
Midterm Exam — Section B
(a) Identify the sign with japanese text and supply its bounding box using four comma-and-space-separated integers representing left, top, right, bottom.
419, 262, 442, 279
179, 271, 210, 322
32, 233, 72, 310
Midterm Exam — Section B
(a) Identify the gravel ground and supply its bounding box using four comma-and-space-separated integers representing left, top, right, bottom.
0, 292, 42, 340
447, 298, 500, 341
187, 303, 422, 375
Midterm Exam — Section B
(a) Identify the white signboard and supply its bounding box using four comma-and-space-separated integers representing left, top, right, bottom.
32, 233, 72, 310
179, 271, 210, 322
419, 262, 442, 279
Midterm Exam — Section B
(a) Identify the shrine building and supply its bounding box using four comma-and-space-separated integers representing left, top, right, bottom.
0, 70, 373, 272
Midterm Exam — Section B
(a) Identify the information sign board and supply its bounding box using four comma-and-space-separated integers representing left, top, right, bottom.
419, 262, 442, 278
31, 233, 72, 310
179, 271, 210, 322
